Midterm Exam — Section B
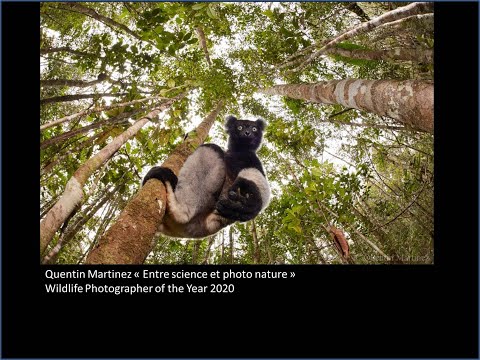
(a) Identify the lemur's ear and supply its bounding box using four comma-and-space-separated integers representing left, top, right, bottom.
255, 118, 266, 131
225, 115, 237, 131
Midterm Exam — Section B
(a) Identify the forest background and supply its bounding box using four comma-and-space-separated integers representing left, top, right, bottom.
40, 2, 434, 265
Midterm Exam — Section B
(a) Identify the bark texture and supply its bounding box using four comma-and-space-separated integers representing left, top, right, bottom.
376, 13, 433, 31
259, 79, 433, 133
40, 96, 181, 257
84, 100, 224, 264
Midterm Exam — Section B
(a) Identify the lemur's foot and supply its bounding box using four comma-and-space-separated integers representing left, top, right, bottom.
215, 179, 262, 222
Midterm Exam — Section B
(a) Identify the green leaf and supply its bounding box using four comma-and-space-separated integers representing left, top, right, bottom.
167, 79, 176, 88
192, 3, 207, 10
147, 139, 154, 151
263, 9, 274, 19
311, 167, 322, 177
208, 4, 218, 19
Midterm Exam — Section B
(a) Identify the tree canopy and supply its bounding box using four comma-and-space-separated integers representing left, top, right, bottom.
40, 2, 434, 264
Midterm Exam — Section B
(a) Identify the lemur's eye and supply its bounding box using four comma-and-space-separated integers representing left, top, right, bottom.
252, 127, 257, 132
237, 126, 243, 131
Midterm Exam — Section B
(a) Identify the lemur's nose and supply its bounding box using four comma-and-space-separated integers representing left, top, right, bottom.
245, 131, 251, 136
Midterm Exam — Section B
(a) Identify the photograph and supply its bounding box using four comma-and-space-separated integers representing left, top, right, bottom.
40, 2, 434, 265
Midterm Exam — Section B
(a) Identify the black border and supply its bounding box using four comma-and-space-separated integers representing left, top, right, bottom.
2, 2, 478, 358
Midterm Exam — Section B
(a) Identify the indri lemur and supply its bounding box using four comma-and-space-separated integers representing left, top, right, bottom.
142, 115, 270, 238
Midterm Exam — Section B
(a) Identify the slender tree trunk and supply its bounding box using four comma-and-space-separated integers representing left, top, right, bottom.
41, 93, 127, 106
40, 196, 59, 220
289, 2, 434, 72
42, 184, 119, 264
196, 27, 212, 67
352, 203, 404, 264
220, 230, 225, 264
229, 226, 234, 264
41, 95, 164, 131
41, 129, 111, 177
251, 221, 260, 264
265, 235, 274, 264
40, 95, 183, 257
58, 2, 144, 41
327, 47, 433, 64
84, 100, 224, 264
79, 198, 120, 264
192, 241, 200, 264
259, 79, 433, 133
40, 108, 143, 150
376, 13, 434, 32
202, 237, 215, 264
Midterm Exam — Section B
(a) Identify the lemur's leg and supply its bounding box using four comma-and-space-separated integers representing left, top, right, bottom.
216, 168, 271, 222
166, 144, 226, 224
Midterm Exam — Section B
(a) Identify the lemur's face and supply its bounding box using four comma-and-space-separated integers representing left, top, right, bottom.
234, 120, 261, 138
229, 120, 264, 149
225, 116, 266, 151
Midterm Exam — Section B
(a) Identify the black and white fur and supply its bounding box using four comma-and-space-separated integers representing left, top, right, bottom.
142, 115, 270, 238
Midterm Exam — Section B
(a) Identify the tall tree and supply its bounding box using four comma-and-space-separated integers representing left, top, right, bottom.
259, 79, 433, 133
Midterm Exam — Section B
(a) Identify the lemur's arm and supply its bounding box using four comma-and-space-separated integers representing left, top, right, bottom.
142, 166, 178, 189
